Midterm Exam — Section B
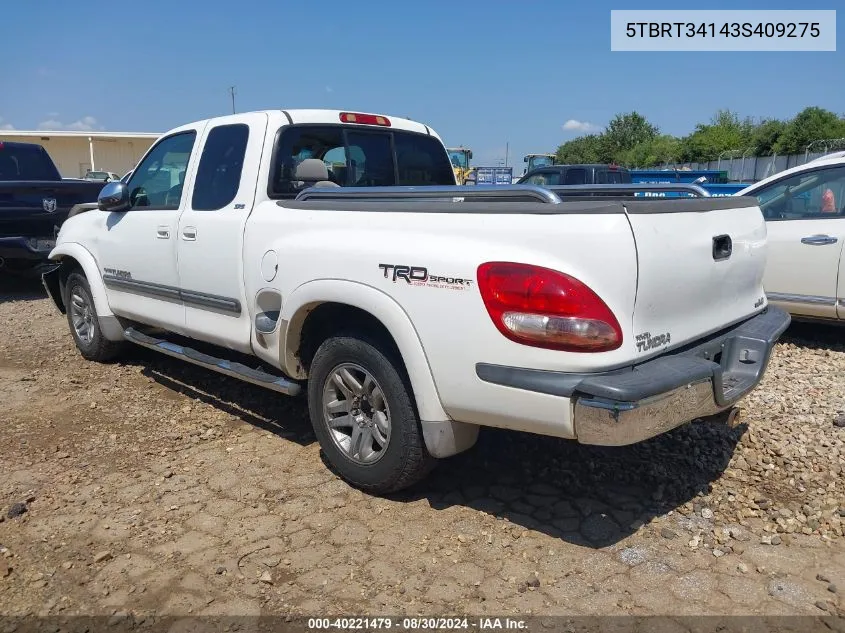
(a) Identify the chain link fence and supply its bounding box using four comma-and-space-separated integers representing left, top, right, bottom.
654, 139, 845, 182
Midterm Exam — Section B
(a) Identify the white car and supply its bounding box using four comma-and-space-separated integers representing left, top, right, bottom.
83, 170, 121, 182
42, 108, 789, 494
738, 154, 845, 322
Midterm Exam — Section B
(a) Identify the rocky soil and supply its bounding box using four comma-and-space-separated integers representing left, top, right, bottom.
0, 277, 843, 621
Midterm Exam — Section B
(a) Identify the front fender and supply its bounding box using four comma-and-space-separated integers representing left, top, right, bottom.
280, 279, 449, 424
47, 242, 124, 341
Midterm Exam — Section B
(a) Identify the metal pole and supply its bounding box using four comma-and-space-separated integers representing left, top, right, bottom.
505, 142, 509, 167
229, 86, 236, 114
88, 136, 95, 171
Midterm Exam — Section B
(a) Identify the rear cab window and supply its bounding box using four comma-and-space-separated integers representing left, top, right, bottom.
596, 170, 628, 184
268, 124, 454, 198
0, 144, 61, 181
563, 168, 587, 185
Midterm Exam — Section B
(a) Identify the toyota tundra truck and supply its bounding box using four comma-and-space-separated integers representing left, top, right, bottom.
41, 109, 790, 494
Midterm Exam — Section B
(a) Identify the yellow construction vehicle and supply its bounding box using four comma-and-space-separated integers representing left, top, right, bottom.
447, 146, 474, 184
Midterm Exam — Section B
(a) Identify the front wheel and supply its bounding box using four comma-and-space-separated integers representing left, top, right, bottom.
307, 335, 434, 494
64, 271, 125, 362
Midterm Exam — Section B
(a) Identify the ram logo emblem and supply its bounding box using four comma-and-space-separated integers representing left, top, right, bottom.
43, 198, 58, 213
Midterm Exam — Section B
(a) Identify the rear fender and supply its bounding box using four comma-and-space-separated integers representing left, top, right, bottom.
280, 279, 449, 424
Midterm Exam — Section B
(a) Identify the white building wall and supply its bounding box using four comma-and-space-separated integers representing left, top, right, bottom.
87, 137, 155, 177
0, 133, 157, 178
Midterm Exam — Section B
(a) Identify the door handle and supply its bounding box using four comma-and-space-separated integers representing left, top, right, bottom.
801, 234, 838, 246
156, 225, 170, 239
182, 227, 197, 241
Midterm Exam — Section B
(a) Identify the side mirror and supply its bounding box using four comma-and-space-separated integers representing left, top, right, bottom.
98, 181, 130, 212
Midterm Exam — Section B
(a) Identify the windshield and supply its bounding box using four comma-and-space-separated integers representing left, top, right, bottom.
448, 150, 469, 169
87, 171, 108, 179
527, 156, 554, 171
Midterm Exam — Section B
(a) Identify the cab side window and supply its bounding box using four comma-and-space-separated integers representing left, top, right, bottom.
753, 166, 845, 220
126, 131, 196, 210
564, 168, 587, 185
526, 171, 560, 186
191, 124, 249, 211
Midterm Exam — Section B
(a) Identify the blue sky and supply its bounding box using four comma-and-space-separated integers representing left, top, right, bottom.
0, 0, 841, 173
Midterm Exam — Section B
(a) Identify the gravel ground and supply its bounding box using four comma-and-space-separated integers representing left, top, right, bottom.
0, 277, 843, 619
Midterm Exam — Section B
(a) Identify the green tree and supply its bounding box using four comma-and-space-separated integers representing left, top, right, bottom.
679, 110, 754, 162
617, 135, 681, 168
750, 119, 787, 156
773, 107, 845, 154
602, 112, 658, 160
555, 134, 604, 164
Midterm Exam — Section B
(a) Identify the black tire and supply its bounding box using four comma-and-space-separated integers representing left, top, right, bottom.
307, 334, 435, 494
64, 271, 125, 362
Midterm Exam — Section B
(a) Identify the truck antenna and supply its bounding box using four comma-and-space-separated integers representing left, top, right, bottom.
229, 86, 237, 114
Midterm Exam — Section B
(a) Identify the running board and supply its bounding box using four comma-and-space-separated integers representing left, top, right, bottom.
123, 327, 302, 397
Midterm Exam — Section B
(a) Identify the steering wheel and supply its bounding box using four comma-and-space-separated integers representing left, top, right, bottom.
165, 184, 183, 208
130, 186, 149, 208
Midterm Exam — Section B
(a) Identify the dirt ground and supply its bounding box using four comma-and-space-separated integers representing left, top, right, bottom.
0, 276, 843, 620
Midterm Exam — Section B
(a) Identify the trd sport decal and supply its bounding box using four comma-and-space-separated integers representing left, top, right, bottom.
378, 264, 473, 290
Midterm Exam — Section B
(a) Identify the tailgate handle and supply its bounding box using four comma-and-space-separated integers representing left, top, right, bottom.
712, 234, 732, 261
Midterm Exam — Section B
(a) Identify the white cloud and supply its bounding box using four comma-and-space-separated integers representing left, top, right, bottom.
36, 119, 63, 130
562, 119, 600, 133
37, 115, 103, 131
0, 116, 13, 130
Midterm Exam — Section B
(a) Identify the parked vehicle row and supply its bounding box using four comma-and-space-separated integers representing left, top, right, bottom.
42, 109, 789, 494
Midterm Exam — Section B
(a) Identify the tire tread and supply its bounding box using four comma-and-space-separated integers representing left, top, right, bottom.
307, 332, 434, 495
65, 271, 125, 363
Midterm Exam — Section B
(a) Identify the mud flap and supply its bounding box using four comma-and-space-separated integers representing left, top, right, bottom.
41, 265, 65, 313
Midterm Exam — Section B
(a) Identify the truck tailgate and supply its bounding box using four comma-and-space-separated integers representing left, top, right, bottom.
624, 196, 767, 359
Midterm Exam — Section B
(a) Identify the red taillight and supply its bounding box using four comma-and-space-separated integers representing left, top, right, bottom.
477, 262, 622, 352
339, 112, 391, 127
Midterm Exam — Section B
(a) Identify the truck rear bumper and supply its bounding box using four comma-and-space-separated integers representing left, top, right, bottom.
477, 306, 791, 446
0, 236, 56, 264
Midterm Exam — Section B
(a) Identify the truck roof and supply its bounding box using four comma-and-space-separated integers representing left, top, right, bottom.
165, 109, 442, 142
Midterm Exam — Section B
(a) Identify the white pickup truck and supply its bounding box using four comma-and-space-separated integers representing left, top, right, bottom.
42, 109, 790, 494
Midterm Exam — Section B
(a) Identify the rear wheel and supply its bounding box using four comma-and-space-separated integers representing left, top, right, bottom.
64, 271, 125, 362
307, 334, 434, 494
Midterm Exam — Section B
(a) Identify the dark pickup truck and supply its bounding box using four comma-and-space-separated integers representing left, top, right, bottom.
517, 163, 632, 186
0, 141, 104, 274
